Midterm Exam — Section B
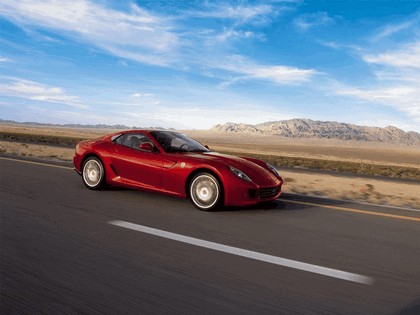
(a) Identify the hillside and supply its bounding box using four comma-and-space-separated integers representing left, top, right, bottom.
211, 119, 420, 145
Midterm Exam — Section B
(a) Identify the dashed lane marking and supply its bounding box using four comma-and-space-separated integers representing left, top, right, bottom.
109, 220, 374, 285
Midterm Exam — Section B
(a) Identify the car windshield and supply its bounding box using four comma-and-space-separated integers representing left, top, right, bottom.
150, 131, 210, 153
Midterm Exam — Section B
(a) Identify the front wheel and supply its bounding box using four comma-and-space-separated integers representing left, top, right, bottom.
189, 173, 223, 211
82, 157, 105, 189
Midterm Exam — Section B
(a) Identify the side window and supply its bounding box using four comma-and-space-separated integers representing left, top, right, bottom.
114, 133, 154, 151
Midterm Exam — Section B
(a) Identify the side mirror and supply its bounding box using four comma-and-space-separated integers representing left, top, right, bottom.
205, 145, 210, 150
139, 142, 154, 152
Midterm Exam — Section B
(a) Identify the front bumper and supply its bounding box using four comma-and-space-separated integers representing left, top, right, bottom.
224, 180, 283, 207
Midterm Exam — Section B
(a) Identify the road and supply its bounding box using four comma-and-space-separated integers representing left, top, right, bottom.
1, 157, 420, 314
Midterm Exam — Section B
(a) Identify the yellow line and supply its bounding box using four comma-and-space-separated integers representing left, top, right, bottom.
284, 199, 420, 222
0, 156, 73, 170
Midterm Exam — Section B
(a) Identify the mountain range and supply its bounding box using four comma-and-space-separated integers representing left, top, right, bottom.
211, 119, 420, 145
2, 118, 419, 145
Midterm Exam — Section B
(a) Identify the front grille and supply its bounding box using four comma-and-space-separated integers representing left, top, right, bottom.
258, 186, 279, 199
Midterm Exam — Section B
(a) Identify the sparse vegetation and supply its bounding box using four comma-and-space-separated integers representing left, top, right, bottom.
284, 177, 296, 183
0, 131, 87, 146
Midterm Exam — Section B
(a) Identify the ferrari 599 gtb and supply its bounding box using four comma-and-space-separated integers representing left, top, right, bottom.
74, 130, 283, 211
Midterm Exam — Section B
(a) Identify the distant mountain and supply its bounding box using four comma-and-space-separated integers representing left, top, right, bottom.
211, 119, 420, 145
0, 119, 170, 130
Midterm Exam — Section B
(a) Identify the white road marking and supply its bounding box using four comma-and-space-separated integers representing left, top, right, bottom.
109, 220, 374, 285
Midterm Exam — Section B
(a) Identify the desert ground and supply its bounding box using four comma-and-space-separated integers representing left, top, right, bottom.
1, 124, 419, 208
186, 130, 420, 168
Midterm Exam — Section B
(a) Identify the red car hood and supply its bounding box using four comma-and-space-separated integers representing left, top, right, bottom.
184, 152, 280, 186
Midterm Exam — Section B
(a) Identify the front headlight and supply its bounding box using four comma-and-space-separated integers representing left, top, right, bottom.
229, 166, 252, 182
267, 163, 281, 177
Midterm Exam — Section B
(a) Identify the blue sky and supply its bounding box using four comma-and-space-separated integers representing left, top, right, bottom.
0, 0, 419, 131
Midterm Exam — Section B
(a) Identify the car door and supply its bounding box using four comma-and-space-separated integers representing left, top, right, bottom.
110, 133, 163, 189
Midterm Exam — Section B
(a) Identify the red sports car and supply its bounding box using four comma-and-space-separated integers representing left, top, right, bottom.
73, 130, 283, 211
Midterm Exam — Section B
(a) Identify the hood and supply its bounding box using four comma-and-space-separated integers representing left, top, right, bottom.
184, 152, 279, 185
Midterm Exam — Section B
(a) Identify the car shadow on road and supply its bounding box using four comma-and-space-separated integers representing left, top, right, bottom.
218, 193, 340, 213
219, 200, 290, 212
97, 186, 318, 213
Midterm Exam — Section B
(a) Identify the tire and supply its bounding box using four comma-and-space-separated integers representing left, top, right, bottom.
189, 173, 223, 211
82, 157, 105, 190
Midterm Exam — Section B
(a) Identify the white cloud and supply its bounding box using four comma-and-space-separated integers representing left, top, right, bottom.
0, 78, 87, 109
337, 85, 420, 124
363, 42, 420, 69
128, 92, 160, 106
0, 57, 12, 62
190, 3, 273, 23
294, 12, 334, 31
99, 44, 175, 66
215, 28, 257, 42
0, 0, 308, 86
372, 21, 413, 41
0, 0, 177, 66
371, 14, 419, 42
336, 35, 420, 128
130, 93, 153, 98
338, 86, 418, 104
214, 55, 316, 85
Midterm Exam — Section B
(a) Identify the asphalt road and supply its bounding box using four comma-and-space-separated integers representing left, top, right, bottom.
1, 157, 420, 314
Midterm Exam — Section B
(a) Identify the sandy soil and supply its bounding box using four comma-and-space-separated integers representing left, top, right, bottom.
282, 170, 420, 209
1, 138, 419, 209
0, 141, 74, 162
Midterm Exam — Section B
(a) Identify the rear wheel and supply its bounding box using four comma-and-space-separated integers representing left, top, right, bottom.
82, 157, 105, 189
189, 173, 222, 211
